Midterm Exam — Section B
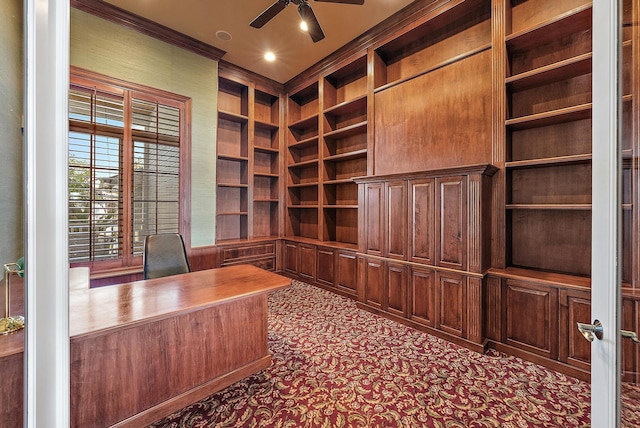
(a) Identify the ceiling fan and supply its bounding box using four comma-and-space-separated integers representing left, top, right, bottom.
250, 0, 365, 43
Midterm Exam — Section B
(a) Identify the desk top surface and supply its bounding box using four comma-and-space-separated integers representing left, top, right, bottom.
70, 265, 290, 339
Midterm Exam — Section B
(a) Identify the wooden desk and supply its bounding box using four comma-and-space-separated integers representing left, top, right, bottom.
69, 265, 289, 428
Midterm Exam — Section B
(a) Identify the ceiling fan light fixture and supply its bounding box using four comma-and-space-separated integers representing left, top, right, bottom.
300, 20, 309, 32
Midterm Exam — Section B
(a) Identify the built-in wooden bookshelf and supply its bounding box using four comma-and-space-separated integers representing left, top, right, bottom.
216, 69, 282, 242
285, 55, 368, 246
504, 1, 593, 277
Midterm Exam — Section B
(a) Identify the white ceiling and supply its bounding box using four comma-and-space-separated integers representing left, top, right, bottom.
104, 0, 416, 84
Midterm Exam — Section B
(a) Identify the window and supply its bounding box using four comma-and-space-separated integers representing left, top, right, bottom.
68, 68, 191, 271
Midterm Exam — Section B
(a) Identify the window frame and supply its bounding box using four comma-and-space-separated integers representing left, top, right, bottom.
69, 66, 191, 274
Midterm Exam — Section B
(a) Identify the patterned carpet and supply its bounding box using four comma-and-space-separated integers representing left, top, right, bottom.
150, 280, 592, 427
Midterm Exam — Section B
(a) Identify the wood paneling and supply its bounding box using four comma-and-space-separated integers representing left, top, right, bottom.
505, 279, 558, 359
410, 267, 436, 327
374, 50, 492, 175
317, 247, 336, 286
559, 288, 591, 371
409, 178, 435, 265
71, 296, 268, 428
299, 244, 316, 281
386, 262, 407, 317
437, 272, 466, 337
336, 251, 357, 293
364, 258, 384, 309
386, 181, 407, 260
364, 182, 385, 256
436, 175, 467, 270
484, 275, 502, 341
284, 242, 299, 275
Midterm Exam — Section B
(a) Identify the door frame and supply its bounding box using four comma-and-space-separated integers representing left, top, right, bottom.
591, 0, 622, 426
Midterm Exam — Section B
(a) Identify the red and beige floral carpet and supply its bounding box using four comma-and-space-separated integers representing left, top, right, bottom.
150, 280, 597, 427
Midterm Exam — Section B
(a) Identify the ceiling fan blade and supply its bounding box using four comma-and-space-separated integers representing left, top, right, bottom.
298, 2, 325, 42
250, 0, 288, 28
313, 0, 365, 5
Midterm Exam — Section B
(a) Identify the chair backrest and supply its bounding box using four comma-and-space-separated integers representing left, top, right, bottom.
143, 233, 191, 280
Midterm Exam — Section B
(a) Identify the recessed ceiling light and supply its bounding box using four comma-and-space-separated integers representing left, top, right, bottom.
216, 30, 232, 41
300, 21, 308, 32
264, 52, 276, 62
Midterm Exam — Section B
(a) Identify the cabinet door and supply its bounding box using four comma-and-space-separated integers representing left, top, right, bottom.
299, 244, 316, 281
410, 267, 435, 327
364, 183, 385, 256
363, 258, 384, 309
559, 289, 591, 371
386, 262, 407, 317
409, 178, 435, 265
437, 272, 466, 337
386, 181, 407, 260
505, 279, 558, 359
316, 247, 336, 287
436, 175, 467, 270
284, 242, 299, 275
336, 251, 357, 294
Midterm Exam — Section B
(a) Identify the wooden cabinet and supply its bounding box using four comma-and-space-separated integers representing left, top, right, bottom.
216, 66, 282, 243
354, 165, 494, 351
386, 181, 407, 260
436, 176, 467, 271
316, 247, 335, 287
437, 272, 466, 338
409, 179, 435, 265
409, 267, 436, 328
281, 239, 357, 298
299, 243, 316, 281
505, 279, 558, 360
217, 240, 278, 272
559, 288, 591, 371
336, 250, 357, 295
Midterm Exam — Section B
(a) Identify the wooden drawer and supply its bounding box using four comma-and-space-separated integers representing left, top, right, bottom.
221, 242, 276, 264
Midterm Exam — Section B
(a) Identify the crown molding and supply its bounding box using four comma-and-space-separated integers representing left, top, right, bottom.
71, 0, 226, 62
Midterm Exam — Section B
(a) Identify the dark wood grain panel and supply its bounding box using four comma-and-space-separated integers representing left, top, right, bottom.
437, 272, 466, 337
436, 175, 467, 270
299, 243, 317, 281
409, 178, 435, 265
0, 345, 23, 428
284, 241, 299, 275
510, 209, 591, 276
386, 181, 407, 260
317, 247, 336, 287
363, 258, 384, 309
374, 50, 492, 175
364, 182, 385, 256
505, 279, 558, 359
386, 262, 407, 317
410, 267, 435, 327
484, 276, 502, 341
336, 250, 357, 293
467, 277, 483, 343
559, 288, 591, 371
71, 295, 268, 428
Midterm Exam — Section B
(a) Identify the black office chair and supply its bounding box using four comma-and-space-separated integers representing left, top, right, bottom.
143, 233, 191, 280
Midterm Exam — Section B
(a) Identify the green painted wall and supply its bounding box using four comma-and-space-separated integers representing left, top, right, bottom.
0, 0, 24, 267
70, 9, 218, 247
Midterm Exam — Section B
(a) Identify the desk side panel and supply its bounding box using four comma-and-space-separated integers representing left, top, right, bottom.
70, 295, 268, 428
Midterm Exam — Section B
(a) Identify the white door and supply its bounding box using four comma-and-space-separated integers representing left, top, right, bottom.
590, 0, 639, 426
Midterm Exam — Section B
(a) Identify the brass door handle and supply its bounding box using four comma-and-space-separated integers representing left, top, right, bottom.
621, 330, 640, 343
577, 320, 603, 342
